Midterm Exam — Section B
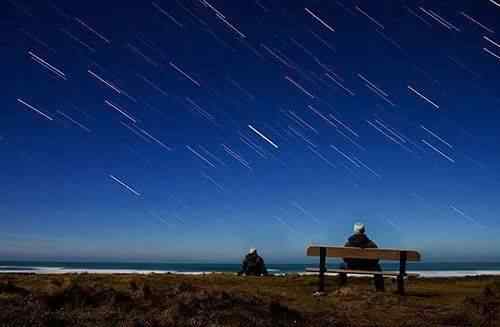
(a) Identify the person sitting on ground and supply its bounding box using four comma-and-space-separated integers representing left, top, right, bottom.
339, 223, 385, 291
238, 248, 268, 276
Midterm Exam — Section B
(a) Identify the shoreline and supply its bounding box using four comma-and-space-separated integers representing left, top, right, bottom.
3, 267, 500, 278
1, 272, 500, 326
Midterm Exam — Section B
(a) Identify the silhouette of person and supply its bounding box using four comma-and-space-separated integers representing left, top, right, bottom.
339, 223, 385, 291
238, 248, 268, 276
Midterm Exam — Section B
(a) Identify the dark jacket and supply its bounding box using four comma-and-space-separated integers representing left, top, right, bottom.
238, 253, 268, 276
343, 233, 380, 270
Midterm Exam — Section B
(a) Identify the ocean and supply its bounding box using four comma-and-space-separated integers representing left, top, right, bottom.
2, 261, 500, 277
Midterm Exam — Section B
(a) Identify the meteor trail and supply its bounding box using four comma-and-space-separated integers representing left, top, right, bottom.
421, 125, 453, 148
28, 51, 66, 80
484, 36, 500, 49
248, 125, 279, 149
187, 145, 216, 168
408, 85, 440, 109
109, 175, 141, 196
17, 99, 54, 121
422, 139, 455, 163
57, 110, 91, 132
304, 8, 335, 32
489, 0, 500, 8
104, 100, 137, 123
169, 62, 201, 87
75, 17, 111, 43
483, 47, 500, 60
88, 70, 121, 94
285, 76, 315, 98
355, 6, 385, 30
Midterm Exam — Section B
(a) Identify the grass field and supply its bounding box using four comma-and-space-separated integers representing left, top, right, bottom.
1, 273, 500, 326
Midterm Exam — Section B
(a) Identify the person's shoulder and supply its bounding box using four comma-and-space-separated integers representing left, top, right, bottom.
346, 234, 356, 242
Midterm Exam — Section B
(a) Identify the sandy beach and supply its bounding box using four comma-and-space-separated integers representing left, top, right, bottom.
1, 273, 500, 326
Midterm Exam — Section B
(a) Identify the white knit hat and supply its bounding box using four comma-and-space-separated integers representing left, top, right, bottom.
354, 223, 365, 234
248, 248, 257, 254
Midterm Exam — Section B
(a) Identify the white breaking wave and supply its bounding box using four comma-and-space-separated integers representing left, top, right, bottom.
299, 270, 500, 278
0, 266, 219, 275
0, 266, 64, 270
414, 270, 500, 278
1, 267, 500, 277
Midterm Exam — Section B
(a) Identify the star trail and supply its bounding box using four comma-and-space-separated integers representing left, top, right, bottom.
1, 0, 500, 261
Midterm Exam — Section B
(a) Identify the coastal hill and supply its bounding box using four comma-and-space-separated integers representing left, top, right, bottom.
1, 273, 500, 326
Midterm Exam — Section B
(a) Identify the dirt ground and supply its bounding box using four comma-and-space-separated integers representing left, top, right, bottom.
1, 273, 500, 326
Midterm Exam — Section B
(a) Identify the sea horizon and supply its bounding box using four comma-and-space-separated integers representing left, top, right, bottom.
3, 260, 500, 278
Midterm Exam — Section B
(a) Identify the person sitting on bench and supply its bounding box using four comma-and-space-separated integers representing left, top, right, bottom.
339, 223, 385, 291
238, 248, 268, 276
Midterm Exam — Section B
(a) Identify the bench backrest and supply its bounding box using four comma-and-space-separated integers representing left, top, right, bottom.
307, 245, 421, 261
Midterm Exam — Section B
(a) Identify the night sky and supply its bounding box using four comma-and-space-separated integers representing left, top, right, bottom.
1, 0, 500, 262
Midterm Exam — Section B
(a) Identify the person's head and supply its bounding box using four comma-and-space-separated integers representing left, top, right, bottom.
353, 223, 365, 234
248, 248, 257, 256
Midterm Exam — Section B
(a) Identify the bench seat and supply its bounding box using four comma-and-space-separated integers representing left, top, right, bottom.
305, 267, 419, 277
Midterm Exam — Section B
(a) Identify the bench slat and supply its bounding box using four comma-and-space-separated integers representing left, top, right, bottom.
306, 245, 421, 261
305, 267, 419, 277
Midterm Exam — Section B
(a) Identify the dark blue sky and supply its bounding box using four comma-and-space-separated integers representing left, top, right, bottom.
1, 0, 500, 262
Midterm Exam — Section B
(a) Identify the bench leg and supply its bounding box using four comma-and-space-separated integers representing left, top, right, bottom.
318, 247, 326, 293
338, 271, 347, 286
397, 275, 404, 295
398, 251, 407, 295
374, 274, 385, 292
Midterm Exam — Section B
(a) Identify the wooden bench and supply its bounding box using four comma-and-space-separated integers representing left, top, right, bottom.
306, 245, 422, 295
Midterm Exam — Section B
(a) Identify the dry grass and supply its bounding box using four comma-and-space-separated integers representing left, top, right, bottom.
0, 273, 500, 326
